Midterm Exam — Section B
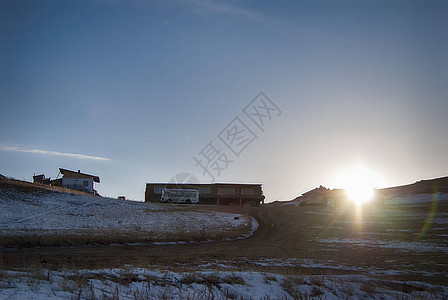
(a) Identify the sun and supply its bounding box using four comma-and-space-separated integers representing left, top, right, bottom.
345, 177, 374, 204
335, 164, 382, 205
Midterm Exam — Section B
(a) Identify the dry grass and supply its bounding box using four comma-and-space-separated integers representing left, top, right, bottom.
2, 265, 446, 300
206, 204, 256, 217
0, 219, 252, 247
3, 178, 94, 197
360, 281, 376, 294
263, 274, 279, 284
310, 285, 324, 297
378, 280, 427, 294
179, 271, 243, 289
281, 276, 310, 299
43, 270, 243, 299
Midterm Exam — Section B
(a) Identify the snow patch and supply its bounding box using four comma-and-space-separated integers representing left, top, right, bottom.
384, 193, 448, 205
319, 238, 448, 253
1, 267, 447, 300
0, 185, 253, 242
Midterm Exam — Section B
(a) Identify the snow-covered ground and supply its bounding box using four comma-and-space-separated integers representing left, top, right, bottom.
318, 238, 448, 253
1, 265, 446, 300
2, 186, 447, 299
384, 192, 448, 205
0, 183, 255, 242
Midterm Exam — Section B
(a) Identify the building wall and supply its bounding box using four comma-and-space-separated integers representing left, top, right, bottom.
304, 194, 324, 205
145, 183, 264, 206
61, 177, 94, 193
33, 175, 45, 184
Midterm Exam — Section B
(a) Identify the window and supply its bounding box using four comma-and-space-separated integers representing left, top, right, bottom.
154, 186, 165, 194
170, 190, 179, 197
198, 186, 211, 195
241, 188, 254, 195
185, 190, 196, 197
218, 187, 235, 195
83, 181, 89, 187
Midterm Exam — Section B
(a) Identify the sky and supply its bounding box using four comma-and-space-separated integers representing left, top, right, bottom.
1, 0, 447, 202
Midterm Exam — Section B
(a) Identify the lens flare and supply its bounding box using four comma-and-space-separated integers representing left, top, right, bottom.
418, 187, 439, 238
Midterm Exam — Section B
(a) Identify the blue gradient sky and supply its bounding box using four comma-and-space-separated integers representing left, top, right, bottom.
1, 0, 447, 201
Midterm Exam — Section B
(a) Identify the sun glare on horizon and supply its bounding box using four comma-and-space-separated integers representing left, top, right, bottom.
335, 164, 384, 205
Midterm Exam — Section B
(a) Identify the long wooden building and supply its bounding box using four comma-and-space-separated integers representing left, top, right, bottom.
145, 183, 265, 206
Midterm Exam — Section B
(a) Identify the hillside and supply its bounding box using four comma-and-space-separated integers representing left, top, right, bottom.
2, 189, 447, 299
380, 176, 448, 196
1, 177, 447, 299
272, 176, 448, 206
0, 179, 256, 247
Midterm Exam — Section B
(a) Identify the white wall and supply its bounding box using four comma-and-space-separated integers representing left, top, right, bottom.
62, 177, 94, 193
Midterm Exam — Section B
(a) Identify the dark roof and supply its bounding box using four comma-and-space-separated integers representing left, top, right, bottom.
302, 186, 330, 196
59, 168, 100, 183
